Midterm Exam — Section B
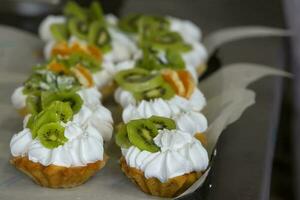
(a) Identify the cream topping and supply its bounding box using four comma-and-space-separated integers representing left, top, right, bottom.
115, 87, 206, 123
174, 111, 208, 135
75, 87, 114, 141
168, 16, 202, 43
73, 104, 113, 142
122, 129, 209, 182
182, 41, 208, 69
105, 14, 118, 26
11, 86, 27, 109
104, 27, 139, 63
10, 121, 104, 167
39, 15, 66, 42
77, 87, 102, 108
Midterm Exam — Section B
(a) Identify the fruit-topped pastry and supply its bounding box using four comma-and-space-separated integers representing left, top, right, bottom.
115, 116, 209, 197
10, 84, 113, 188
113, 68, 206, 123
39, 1, 139, 92
118, 14, 208, 76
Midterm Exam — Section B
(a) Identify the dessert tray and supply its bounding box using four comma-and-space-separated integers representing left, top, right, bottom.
0, 2, 289, 199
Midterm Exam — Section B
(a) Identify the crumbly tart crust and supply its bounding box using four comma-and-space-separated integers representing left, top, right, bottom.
18, 107, 29, 117
197, 63, 207, 76
10, 155, 108, 188
120, 156, 202, 198
100, 81, 117, 100
195, 132, 208, 147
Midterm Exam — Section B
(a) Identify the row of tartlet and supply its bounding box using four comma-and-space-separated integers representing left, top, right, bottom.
10, 1, 209, 198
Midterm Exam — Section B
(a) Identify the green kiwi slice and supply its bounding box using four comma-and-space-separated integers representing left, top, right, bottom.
89, 1, 105, 24
165, 50, 185, 69
137, 16, 170, 39
115, 124, 132, 148
31, 110, 60, 139
50, 23, 69, 41
114, 68, 164, 92
148, 16, 170, 30
149, 116, 176, 130
136, 47, 185, 71
67, 52, 101, 72
118, 13, 143, 33
127, 119, 160, 153
88, 21, 111, 52
63, 1, 87, 21
133, 82, 175, 101
26, 115, 35, 130
37, 122, 68, 149
46, 101, 73, 123
41, 91, 83, 114
68, 18, 89, 40
25, 95, 41, 115
143, 31, 192, 52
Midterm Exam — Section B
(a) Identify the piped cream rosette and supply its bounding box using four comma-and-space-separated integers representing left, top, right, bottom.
115, 116, 209, 197
10, 85, 113, 188
118, 14, 208, 76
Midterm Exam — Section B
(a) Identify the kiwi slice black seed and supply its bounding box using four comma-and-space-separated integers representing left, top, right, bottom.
88, 21, 111, 52
119, 13, 143, 33
25, 95, 41, 115
68, 18, 89, 40
63, 1, 87, 21
46, 101, 73, 123
31, 110, 60, 139
41, 91, 83, 114
37, 122, 67, 149
50, 23, 69, 41
149, 116, 176, 130
114, 68, 164, 92
115, 124, 132, 148
133, 82, 175, 101
127, 119, 160, 153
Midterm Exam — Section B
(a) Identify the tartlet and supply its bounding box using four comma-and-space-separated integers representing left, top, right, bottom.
115, 116, 209, 197
39, 1, 139, 97
118, 13, 208, 77
10, 82, 113, 188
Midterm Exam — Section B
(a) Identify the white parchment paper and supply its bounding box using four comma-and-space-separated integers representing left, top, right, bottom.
0, 26, 290, 200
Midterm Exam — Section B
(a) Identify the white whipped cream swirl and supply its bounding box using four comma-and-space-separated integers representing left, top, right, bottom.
39, 15, 66, 42
174, 111, 208, 135
115, 87, 206, 123
11, 86, 27, 109
168, 16, 202, 43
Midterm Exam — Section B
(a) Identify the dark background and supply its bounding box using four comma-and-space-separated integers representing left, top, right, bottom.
0, 0, 296, 200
